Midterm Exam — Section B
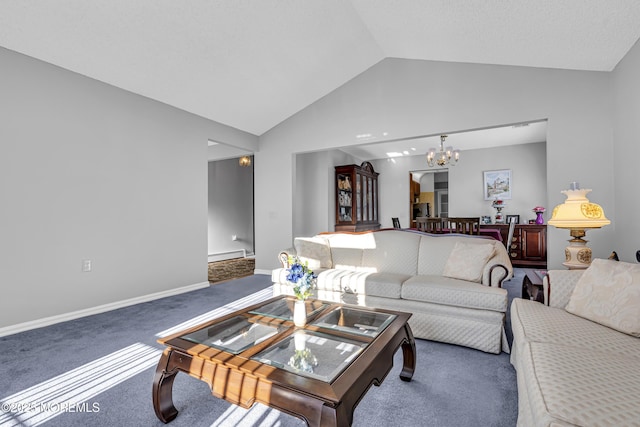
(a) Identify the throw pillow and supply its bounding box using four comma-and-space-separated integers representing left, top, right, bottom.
293, 237, 333, 270
565, 258, 640, 337
442, 242, 495, 283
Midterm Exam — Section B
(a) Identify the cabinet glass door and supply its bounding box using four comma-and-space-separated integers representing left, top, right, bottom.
373, 179, 377, 221
367, 177, 373, 221
337, 174, 352, 222
360, 173, 367, 221
356, 174, 362, 221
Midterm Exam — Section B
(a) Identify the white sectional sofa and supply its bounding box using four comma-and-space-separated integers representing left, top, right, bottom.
272, 229, 513, 354
511, 259, 640, 426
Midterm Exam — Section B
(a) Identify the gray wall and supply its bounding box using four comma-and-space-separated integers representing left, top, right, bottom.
207, 158, 254, 258
0, 47, 257, 329
370, 142, 546, 229
449, 143, 547, 222
613, 39, 640, 262
256, 58, 614, 271
293, 150, 362, 238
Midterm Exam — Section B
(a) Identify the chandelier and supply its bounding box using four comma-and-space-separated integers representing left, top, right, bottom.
426, 135, 460, 167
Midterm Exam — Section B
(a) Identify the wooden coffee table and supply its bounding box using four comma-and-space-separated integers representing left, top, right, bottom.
152, 296, 416, 426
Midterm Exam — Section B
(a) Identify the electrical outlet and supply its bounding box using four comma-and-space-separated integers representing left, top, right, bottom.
82, 259, 92, 272
232, 235, 237, 241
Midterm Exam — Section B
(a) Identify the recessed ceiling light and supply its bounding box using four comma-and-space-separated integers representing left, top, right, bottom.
386, 152, 403, 157
403, 150, 409, 155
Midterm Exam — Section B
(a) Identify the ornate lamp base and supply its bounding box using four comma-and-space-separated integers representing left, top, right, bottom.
562, 229, 592, 270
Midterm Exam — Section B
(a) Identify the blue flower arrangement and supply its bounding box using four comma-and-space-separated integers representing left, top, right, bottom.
286, 256, 317, 300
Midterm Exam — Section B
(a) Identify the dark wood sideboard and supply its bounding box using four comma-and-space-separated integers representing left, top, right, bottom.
480, 224, 547, 269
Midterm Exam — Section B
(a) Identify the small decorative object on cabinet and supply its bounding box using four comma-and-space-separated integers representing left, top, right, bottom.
506, 215, 520, 224
335, 162, 380, 232
492, 199, 506, 224
532, 206, 546, 224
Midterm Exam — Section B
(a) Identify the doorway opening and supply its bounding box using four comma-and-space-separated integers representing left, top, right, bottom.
409, 170, 448, 227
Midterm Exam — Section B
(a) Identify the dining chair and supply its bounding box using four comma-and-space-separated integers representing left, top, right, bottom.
392, 217, 401, 229
417, 217, 444, 233
506, 218, 516, 250
448, 217, 480, 235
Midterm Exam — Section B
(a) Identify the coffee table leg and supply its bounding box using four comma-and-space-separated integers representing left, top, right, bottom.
152, 349, 179, 423
399, 324, 416, 382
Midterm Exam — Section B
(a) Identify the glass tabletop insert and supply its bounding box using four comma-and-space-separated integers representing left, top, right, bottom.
249, 297, 329, 321
180, 316, 286, 355
252, 330, 366, 382
312, 306, 396, 337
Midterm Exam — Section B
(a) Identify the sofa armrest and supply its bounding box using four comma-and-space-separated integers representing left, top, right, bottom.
543, 269, 584, 308
277, 248, 296, 268
486, 263, 510, 288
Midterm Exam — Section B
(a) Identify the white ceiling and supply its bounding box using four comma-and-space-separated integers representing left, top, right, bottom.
340, 120, 548, 161
1, 1, 639, 138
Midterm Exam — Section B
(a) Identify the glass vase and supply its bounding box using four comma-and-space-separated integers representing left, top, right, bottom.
535, 211, 544, 224
293, 300, 307, 327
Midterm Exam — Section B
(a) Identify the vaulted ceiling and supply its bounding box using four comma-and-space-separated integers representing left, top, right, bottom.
1, 1, 639, 137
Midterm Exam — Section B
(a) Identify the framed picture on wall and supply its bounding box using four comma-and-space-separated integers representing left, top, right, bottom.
483, 169, 512, 200
506, 215, 520, 224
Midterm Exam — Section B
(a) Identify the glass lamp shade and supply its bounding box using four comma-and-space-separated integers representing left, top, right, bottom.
547, 188, 610, 229
426, 148, 436, 167
548, 188, 610, 269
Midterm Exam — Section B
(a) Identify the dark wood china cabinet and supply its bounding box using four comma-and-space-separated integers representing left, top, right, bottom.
335, 162, 380, 232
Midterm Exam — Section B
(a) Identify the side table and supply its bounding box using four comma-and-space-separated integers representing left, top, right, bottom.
522, 269, 546, 304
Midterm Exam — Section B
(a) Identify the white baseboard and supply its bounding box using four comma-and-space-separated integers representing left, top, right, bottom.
254, 269, 272, 275
0, 281, 210, 338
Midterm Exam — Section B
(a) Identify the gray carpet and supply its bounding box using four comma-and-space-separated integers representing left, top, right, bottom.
0, 272, 524, 427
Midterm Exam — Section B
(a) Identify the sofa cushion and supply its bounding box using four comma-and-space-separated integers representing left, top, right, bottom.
322, 233, 373, 270
519, 341, 640, 427
361, 230, 420, 275
416, 235, 457, 275
315, 269, 409, 299
315, 269, 354, 292
294, 237, 333, 269
352, 272, 410, 299
442, 241, 495, 283
565, 258, 640, 337
402, 275, 508, 312
511, 298, 640, 360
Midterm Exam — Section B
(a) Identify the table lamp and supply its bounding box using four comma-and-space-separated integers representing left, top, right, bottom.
548, 182, 610, 269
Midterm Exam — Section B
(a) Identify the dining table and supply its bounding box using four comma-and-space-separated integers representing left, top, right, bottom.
408, 227, 503, 242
